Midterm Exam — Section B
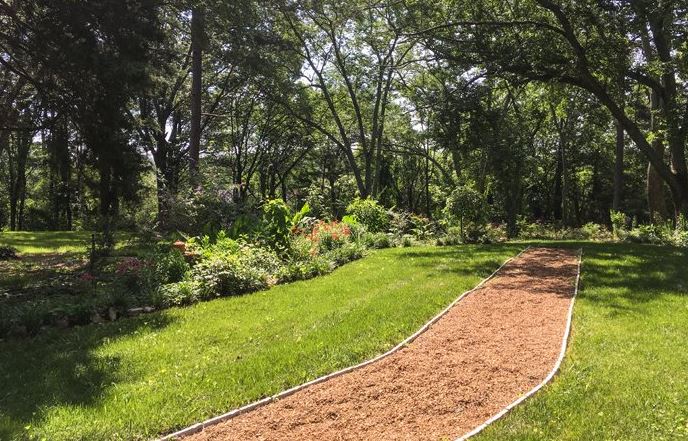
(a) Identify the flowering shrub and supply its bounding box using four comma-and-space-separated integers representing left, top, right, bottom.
307, 220, 351, 252
114, 257, 158, 294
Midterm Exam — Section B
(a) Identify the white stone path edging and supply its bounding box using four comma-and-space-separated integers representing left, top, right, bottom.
456, 247, 583, 441
158, 245, 549, 441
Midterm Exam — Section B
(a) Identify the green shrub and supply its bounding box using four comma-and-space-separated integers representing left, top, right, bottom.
156, 249, 190, 284
484, 223, 508, 243
443, 186, 487, 241
278, 255, 331, 282
324, 242, 366, 265
626, 224, 665, 244
154, 281, 199, 307
287, 234, 315, 262
114, 257, 160, 297
670, 230, 688, 247
436, 226, 468, 246
346, 198, 390, 233
363, 232, 392, 249
573, 222, 610, 241
610, 210, 626, 240
410, 215, 436, 240
261, 199, 292, 252
191, 244, 281, 298
399, 234, 414, 247
342, 215, 365, 241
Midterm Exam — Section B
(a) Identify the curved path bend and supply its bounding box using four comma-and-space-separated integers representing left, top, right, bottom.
180, 247, 580, 441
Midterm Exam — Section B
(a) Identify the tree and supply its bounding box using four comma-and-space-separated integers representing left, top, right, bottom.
427, 0, 688, 220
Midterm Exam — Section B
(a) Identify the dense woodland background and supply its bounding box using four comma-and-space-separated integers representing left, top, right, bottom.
1, 0, 687, 237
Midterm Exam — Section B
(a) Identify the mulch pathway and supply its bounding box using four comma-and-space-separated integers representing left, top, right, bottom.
183, 247, 580, 441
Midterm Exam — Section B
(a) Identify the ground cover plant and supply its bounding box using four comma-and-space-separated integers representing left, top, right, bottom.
0, 244, 520, 440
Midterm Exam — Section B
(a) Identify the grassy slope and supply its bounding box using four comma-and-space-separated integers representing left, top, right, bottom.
0, 244, 520, 441
476, 242, 688, 441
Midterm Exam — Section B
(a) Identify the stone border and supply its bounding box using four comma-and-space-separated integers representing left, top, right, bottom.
456, 248, 583, 441
158, 246, 531, 440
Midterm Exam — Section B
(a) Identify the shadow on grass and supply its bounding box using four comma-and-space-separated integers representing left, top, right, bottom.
0, 311, 174, 439
397, 243, 523, 278
527, 241, 688, 314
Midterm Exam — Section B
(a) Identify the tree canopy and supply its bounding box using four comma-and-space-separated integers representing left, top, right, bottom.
2, 0, 687, 235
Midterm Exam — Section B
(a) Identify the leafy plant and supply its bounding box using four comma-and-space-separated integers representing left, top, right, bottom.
155, 249, 190, 284
443, 186, 487, 241
610, 210, 626, 240
261, 199, 292, 252
345, 198, 390, 233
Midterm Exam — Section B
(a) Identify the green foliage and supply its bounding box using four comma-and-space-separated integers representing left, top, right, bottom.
362, 232, 392, 249
291, 203, 311, 229
154, 281, 200, 308
260, 199, 292, 252
278, 255, 332, 282
155, 249, 190, 284
345, 198, 390, 233
323, 242, 366, 266
610, 210, 626, 240
443, 186, 487, 226
625, 224, 665, 245
190, 244, 281, 298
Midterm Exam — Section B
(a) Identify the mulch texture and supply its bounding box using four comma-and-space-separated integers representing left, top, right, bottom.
184, 247, 580, 441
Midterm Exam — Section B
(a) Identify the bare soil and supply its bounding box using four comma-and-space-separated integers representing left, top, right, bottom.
184, 247, 579, 441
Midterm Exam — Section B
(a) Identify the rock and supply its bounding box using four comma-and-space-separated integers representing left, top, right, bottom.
127, 307, 145, 317
107, 307, 118, 321
91, 313, 105, 324
143, 306, 155, 313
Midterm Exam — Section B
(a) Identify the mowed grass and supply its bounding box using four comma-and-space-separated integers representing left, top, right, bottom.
476, 242, 688, 441
0, 231, 135, 255
0, 244, 520, 441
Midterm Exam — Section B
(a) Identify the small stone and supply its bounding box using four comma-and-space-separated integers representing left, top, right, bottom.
127, 307, 145, 316
143, 306, 155, 313
107, 307, 118, 321
91, 313, 104, 324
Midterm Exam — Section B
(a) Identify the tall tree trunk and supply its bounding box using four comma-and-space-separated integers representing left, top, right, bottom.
9, 132, 30, 231
189, 6, 205, 185
612, 120, 624, 212
646, 89, 669, 222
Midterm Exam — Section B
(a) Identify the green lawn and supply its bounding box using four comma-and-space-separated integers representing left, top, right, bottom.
476, 242, 688, 441
1, 242, 686, 441
0, 231, 137, 255
0, 231, 93, 254
0, 244, 520, 441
